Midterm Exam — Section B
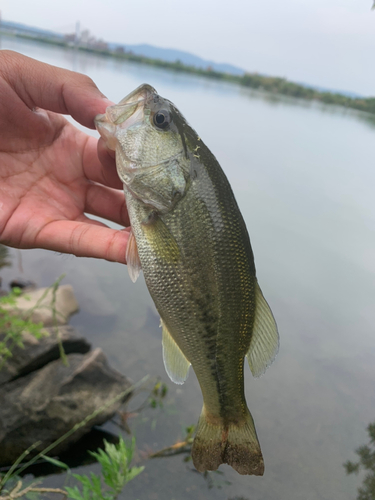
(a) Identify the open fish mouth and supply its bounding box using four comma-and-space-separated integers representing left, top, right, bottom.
94, 84, 158, 150
95, 83, 184, 174
117, 83, 157, 106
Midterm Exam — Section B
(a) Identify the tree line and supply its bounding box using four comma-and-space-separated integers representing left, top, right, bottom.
8, 30, 375, 116
93, 48, 375, 116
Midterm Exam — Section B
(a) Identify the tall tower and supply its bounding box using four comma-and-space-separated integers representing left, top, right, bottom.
75, 20, 80, 46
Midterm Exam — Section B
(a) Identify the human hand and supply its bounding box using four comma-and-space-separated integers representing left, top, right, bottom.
0, 50, 129, 263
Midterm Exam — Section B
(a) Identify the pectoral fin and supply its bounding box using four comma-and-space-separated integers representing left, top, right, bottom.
161, 319, 191, 384
142, 213, 180, 264
126, 229, 142, 283
246, 281, 279, 377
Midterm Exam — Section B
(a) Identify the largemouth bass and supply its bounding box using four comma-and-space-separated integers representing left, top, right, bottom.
95, 84, 279, 476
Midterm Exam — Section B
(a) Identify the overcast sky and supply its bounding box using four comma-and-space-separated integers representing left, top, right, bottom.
1, 0, 374, 96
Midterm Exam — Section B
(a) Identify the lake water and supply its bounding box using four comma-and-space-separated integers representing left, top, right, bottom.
1, 35, 375, 500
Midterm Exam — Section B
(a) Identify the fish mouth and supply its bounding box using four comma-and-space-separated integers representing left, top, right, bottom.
95, 84, 158, 150
109, 83, 157, 124
117, 83, 157, 107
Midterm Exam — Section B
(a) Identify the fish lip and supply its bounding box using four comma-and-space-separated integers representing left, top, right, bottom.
118, 83, 157, 106
95, 83, 163, 158
95, 83, 158, 129
111, 83, 157, 124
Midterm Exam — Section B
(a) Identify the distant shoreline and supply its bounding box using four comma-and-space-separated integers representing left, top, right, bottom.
2, 30, 375, 117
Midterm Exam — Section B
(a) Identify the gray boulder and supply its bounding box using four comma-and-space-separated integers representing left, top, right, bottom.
0, 348, 132, 466
0, 326, 91, 386
3, 285, 79, 326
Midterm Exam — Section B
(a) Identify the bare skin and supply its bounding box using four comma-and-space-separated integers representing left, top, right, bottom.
0, 50, 129, 263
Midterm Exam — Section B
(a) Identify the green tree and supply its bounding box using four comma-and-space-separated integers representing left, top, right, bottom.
344, 422, 375, 500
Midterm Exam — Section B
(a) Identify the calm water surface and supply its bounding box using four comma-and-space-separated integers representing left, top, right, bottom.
1, 36, 375, 500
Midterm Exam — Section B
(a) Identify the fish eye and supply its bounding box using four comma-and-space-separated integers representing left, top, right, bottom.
153, 109, 171, 130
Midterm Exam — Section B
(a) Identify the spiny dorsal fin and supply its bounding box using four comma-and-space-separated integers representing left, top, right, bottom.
161, 318, 191, 384
126, 229, 142, 283
247, 280, 279, 377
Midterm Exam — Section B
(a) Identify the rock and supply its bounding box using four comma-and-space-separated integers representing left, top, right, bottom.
3, 284, 79, 326
0, 348, 133, 467
0, 326, 91, 386
22, 427, 120, 477
9, 279, 37, 291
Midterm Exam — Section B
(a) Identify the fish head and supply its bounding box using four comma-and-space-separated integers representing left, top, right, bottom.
95, 84, 187, 186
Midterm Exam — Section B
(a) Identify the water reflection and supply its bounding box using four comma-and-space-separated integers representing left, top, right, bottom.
239, 86, 375, 130
344, 422, 375, 500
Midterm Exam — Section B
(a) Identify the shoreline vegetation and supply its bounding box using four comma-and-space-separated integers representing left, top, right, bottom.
2, 28, 375, 117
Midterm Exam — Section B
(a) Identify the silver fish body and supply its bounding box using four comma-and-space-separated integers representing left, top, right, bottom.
95, 84, 279, 476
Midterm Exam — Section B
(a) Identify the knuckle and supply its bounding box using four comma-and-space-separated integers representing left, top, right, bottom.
68, 224, 91, 256
104, 230, 126, 263
0, 50, 23, 83
73, 73, 97, 91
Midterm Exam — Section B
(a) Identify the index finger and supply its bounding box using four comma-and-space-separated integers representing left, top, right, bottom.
1, 50, 113, 129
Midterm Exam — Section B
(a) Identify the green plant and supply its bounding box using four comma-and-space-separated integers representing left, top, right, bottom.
0, 377, 149, 500
66, 437, 143, 500
344, 422, 375, 500
0, 477, 67, 500
148, 380, 168, 409
0, 275, 67, 370
0, 437, 143, 500
0, 377, 148, 492
0, 287, 45, 370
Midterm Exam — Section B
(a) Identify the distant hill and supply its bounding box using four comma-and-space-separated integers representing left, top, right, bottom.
107, 43, 363, 96
108, 43, 246, 76
0, 19, 365, 97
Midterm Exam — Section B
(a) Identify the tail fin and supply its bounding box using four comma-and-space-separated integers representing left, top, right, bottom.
191, 408, 264, 476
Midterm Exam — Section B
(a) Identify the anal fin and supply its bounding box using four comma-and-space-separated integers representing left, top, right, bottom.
161, 319, 191, 384
246, 280, 279, 377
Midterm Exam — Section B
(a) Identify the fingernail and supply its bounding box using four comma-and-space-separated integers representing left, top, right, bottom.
102, 97, 115, 106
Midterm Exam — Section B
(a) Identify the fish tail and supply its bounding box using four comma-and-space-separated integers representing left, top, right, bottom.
191, 407, 264, 476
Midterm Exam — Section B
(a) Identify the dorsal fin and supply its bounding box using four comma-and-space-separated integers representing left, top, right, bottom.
161, 319, 191, 384
246, 280, 279, 377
